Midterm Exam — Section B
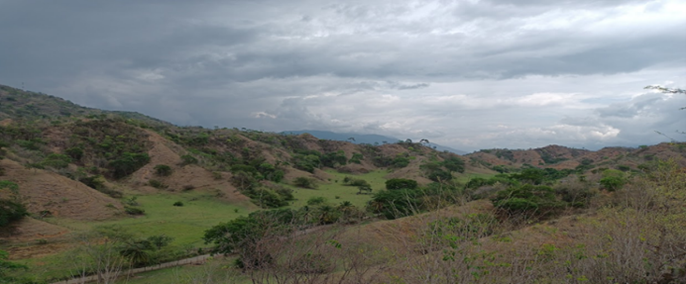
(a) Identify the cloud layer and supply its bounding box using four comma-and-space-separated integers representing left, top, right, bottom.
1, 0, 684, 151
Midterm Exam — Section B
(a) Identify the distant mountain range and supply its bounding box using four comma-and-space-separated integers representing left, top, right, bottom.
281, 130, 467, 155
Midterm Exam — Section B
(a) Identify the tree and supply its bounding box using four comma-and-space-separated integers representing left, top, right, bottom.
599, 169, 625, 191
0, 181, 27, 227
293, 177, 318, 189
109, 152, 150, 179
153, 164, 172, 176
204, 214, 289, 270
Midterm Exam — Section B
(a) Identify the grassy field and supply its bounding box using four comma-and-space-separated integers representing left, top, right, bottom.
8, 171, 391, 282
48, 190, 256, 247
287, 170, 388, 209
7, 190, 256, 282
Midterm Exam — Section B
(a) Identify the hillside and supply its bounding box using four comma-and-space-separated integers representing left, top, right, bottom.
0, 85, 477, 276
1, 83, 685, 283
466, 143, 686, 173
283, 129, 468, 154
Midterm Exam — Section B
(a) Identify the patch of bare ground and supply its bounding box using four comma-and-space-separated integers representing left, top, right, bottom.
336, 163, 373, 174
0, 118, 12, 126
126, 130, 253, 204
0, 218, 72, 260
376, 143, 407, 158
384, 156, 433, 185
0, 159, 123, 220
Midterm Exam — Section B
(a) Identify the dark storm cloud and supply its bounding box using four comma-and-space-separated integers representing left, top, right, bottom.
0, 0, 684, 151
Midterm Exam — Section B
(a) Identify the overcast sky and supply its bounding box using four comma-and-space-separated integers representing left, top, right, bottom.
1, 0, 684, 152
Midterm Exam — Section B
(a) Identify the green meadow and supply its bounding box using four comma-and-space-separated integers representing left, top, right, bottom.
287, 170, 388, 208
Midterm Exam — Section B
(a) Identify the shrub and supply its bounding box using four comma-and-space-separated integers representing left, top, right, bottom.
349, 153, 364, 164
148, 180, 167, 189
293, 177, 318, 189
65, 147, 84, 161
307, 196, 327, 206
368, 189, 423, 219
292, 153, 321, 173
600, 169, 626, 191
180, 154, 198, 166
321, 151, 347, 168
555, 179, 596, 208
154, 164, 172, 176
79, 175, 122, 198
391, 156, 410, 168
386, 178, 418, 190
347, 178, 370, 187
212, 171, 223, 180
617, 165, 631, 172
124, 206, 145, 215
442, 156, 466, 173
273, 186, 294, 201
173, 201, 184, 207
0, 199, 27, 227
491, 184, 564, 219
109, 152, 150, 179
41, 153, 72, 169
250, 188, 288, 208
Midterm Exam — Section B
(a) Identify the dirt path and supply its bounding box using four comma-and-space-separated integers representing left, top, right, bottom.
49, 254, 211, 284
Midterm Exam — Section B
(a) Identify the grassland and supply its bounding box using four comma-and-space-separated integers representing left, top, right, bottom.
48, 190, 255, 247
287, 170, 388, 208
6, 171, 390, 282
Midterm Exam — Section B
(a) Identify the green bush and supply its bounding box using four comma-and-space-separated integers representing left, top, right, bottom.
180, 154, 198, 166
80, 175, 123, 198
125, 206, 145, 215
349, 153, 364, 164
65, 147, 84, 161
154, 164, 172, 176
385, 178, 418, 190
491, 184, 564, 219
173, 201, 184, 207
250, 188, 288, 208
344, 178, 370, 187
321, 151, 347, 168
109, 152, 150, 179
41, 153, 71, 169
293, 177, 318, 189
292, 152, 321, 173
368, 189, 423, 219
79, 175, 105, 189
600, 169, 626, 192
391, 156, 410, 168
0, 200, 27, 227
307, 196, 327, 206
442, 156, 466, 173
273, 186, 294, 201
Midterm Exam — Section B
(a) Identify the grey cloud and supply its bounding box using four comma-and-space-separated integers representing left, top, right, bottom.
0, 0, 684, 151
387, 81, 430, 90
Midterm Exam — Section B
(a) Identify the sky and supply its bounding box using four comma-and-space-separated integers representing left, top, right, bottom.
0, 0, 684, 152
